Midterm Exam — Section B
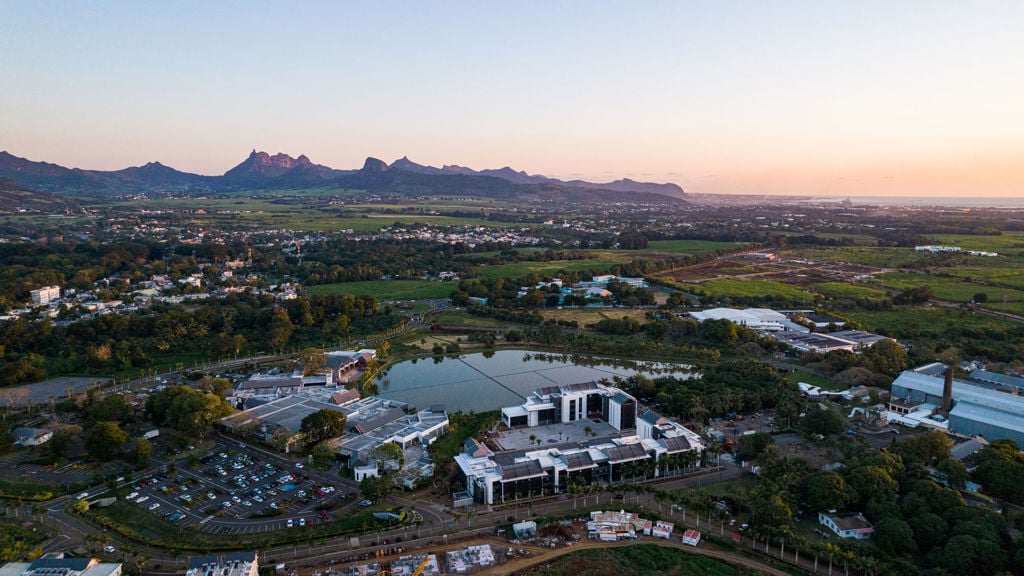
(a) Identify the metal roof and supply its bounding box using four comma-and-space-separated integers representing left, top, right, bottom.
604, 443, 648, 463
971, 369, 1024, 390
500, 460, 546, 481
564, 451, 596, 470
661, 436, 691, 453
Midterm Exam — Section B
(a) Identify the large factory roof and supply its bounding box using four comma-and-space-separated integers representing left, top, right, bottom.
893, 370, 1024, 415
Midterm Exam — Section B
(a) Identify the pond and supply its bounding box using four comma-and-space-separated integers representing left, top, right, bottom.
376, 350, 693, 413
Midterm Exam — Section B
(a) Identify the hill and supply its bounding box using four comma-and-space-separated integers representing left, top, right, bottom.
0, 150, 686, 204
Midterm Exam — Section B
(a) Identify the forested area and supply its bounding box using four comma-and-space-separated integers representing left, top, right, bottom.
0, 292, 392, 386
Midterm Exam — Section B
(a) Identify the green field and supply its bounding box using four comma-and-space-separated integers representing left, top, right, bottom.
841, 307, 1020, 340
307, 279, 457, 300
644, 240, 746, 254
870, 272, 1024, 303
694, 278, 818, 304
431, 310, 512, 327
530, 544, 756, 576
476, 257, 631, 280
782, 246, 922, 268
811, 282, 889, 301
111, 196, 527, 232
926, 233, 1024, 254
788, 370, 845, 392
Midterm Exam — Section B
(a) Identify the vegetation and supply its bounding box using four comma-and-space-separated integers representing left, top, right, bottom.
300, 409, 348, 445
145, 385, 233, 441
528, 544, 755, 576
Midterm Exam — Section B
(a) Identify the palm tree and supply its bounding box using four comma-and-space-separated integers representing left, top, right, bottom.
825, 543, 841, 576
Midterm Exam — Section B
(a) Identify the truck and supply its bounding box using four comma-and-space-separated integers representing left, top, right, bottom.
142, 429, 160, 439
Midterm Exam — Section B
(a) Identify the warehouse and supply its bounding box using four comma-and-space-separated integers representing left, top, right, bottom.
888, 364, 1024, 447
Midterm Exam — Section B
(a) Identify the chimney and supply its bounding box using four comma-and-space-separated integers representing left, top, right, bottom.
942, 366, 954, 413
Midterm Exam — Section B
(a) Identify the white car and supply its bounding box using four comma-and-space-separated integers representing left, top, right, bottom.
299, 518, 306, 527
286, 519, 294, 528
295, 463, 304, 469
104, 545, 115, 553
148, 503, 160, 511
136, 496, 149, 504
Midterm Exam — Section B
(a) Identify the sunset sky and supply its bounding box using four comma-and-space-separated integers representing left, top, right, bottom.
2, 1, 1022, 197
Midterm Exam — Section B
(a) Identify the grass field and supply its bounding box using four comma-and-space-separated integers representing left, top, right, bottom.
869, 272, 1024, 303
540, 308, 649, 325
307, 279, 457, 300
788, 370, 845, 392
694, 278, 818, 304
476, 257, 631, 280
111, 196, 526, 232
532, 544, 752, 576
644, 240, 746, 254
841, 307, 1020, 340
811, 282, 889, 301
431, 310, 513, 328
926, 233, 1024, 254
782, 246, 922, 268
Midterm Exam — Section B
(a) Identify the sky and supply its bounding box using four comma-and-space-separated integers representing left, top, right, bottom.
2, 1, 1023, 197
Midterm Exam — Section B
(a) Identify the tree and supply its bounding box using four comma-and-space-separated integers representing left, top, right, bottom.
48, 425, 81, 460
145, 385, 232, 441
370, 443, 404, 472
700, 318, 738, 344
802, 406, 844, 438
299, 348, 326, 376
803, 472, 852, 512
129, 438, 152, 469
300, 408, 347, 445
86, 421, 127, 462
874, 515, 917, 556
737, 432, 774, 460
936, 457, 969, 491
893, 430, 953, 466
863, 339, 909, 375
86, 394, 131, 424
266, 307, 295, 351
845, 465, 898, 508
972, 439, 1024, 504
359, 476, 392, 503
311, 442, 335, 470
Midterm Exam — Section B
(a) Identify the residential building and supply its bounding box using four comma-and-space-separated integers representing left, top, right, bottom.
819, 512, 873, 539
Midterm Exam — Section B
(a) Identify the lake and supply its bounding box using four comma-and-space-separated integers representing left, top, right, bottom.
376, 350, 692, 412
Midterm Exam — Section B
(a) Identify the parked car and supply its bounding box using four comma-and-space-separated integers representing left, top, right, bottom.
104, 545, 115, 553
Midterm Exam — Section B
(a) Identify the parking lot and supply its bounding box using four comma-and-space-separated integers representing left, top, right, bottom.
125, 439, 355, 534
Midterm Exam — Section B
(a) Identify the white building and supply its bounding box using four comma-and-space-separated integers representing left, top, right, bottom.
689, 308, 805, 332
501, 382, 636, 430
0, 556, 121, 576
186, 552, 258, 576
30, 285, 60, 306
461, 386, 703, 505
819, 512, 873, 539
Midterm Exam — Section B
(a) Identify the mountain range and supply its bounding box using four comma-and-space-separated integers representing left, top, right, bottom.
0, 150, 686, 203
